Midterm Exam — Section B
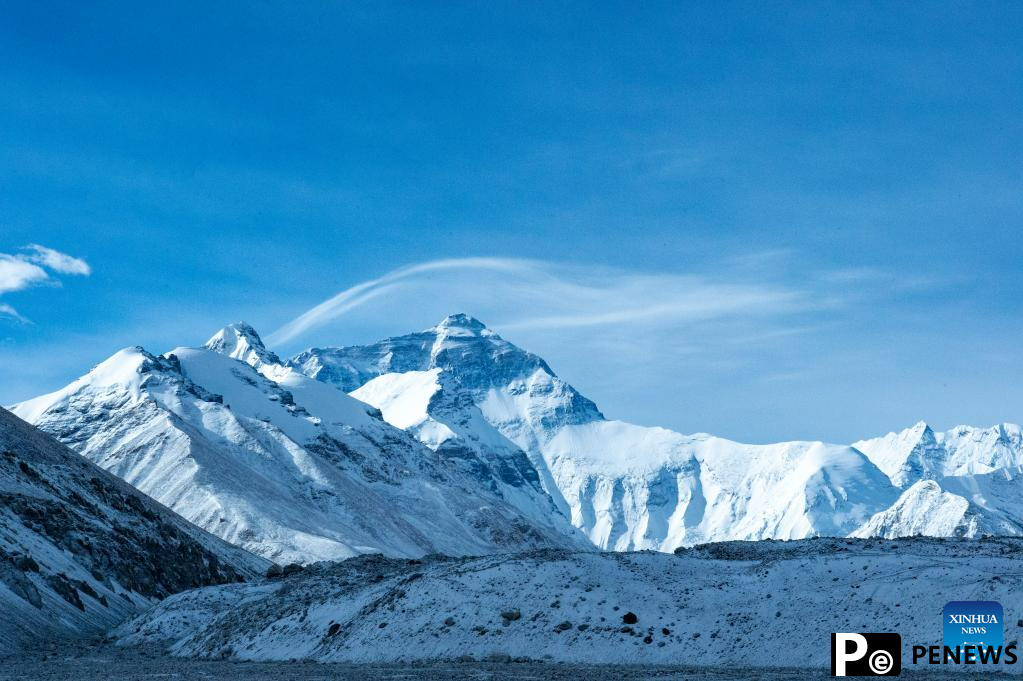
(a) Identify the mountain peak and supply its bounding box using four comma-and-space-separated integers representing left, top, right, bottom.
909, 420, 936, 439
205, 322, 280, 367
432, 314, 489, 336
207, 321, 264, 349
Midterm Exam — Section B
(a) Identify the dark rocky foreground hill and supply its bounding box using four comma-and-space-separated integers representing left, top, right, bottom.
0, 407, 268, 652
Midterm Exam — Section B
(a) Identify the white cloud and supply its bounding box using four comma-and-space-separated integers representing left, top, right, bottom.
268, 257, 536, 345
267, 257, 811, 347
0, 255, 49, 295
0, 245, 91, 322
22, 244, 92, 275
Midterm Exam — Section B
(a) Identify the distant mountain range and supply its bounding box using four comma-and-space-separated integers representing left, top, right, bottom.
10, 314, 1023, 563
287, 314, 1023, 547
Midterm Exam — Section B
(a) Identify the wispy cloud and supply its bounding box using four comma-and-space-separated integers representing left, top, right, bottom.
269, 258, 540, 345
21, 244, 92, 276
0, 303, 28, 323
268, 257, 817, 346
0, 245, 91, 322
260, 255, 974, 443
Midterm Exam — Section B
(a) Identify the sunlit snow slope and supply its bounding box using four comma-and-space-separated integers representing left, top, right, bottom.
15, 314, 1022, 559
291, 315, 903, 550
851, 422, 1023, 537
11, 324, 587, 565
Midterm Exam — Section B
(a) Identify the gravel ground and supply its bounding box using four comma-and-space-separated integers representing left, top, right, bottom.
0, 641, 1015, 680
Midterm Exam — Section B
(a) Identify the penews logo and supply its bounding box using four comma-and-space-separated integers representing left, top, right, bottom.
831, 633, 901, 676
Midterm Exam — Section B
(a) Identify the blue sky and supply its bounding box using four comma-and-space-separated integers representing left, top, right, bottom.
1, 2, 1021, 443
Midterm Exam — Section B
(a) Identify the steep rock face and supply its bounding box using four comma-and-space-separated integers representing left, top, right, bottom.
203, 321, 282, 371
290, 314, 602, 429
351, 369, 562, 515
0, 407, 266, 653
12, 324, 587, 565
295, 315, 604, 511
851, 422, 947, 487
292, 315, 899, 550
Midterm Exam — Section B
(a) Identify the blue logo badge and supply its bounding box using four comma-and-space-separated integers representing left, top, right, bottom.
943, 600, 1003, 660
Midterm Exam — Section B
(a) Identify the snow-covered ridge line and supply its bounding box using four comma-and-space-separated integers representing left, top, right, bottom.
853, 420, 1023, 486
11, 322, 589, 565
12, 314, 1023, 562
293, 314, 1023, 549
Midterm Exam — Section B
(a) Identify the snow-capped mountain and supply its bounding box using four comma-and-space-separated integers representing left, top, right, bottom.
115, 537, 1023, 669
852, 465, 1023, 539
0, 407, 266, 653
289, 315, 901, 550
204, 320, 282, 372
847, 421, 1023, 538
853, 421, 1023, 486
11, 323, 587, 565
850, 480, 972, 538
14, 314, 1022, 558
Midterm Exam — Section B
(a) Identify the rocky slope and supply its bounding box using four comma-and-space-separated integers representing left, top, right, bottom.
115, 537, 1023, 670
11, 324, 586, 564
0, 407, 266, 653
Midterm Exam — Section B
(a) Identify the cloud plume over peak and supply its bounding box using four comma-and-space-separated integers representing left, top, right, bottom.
268, 256, 814, 347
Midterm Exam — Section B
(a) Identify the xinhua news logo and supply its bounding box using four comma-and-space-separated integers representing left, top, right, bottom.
943, 600, 1002, 656
831, 633, 901, 676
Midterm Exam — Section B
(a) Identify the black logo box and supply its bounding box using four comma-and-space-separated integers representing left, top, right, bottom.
831, 633, 902, 676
